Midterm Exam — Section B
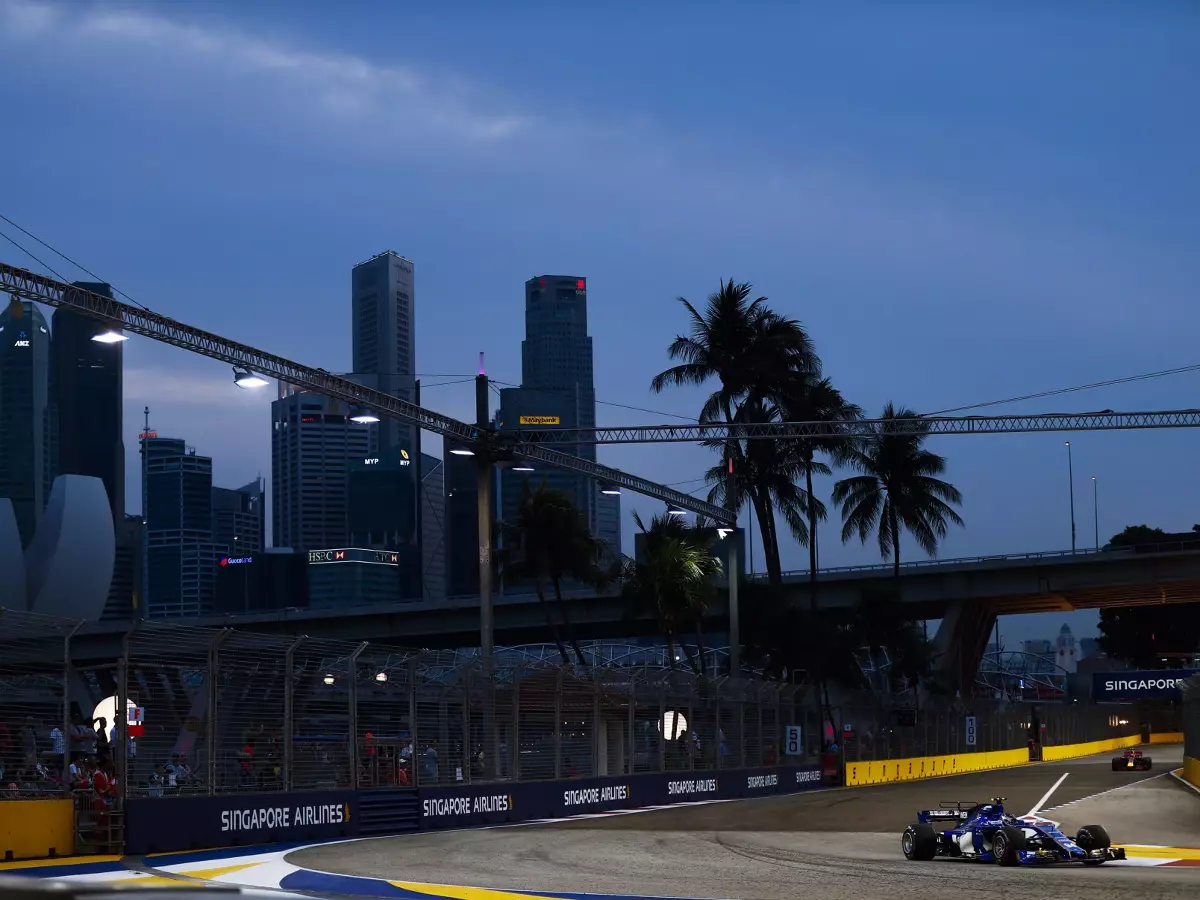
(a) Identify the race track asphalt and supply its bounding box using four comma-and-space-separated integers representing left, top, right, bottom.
289, 744, 1200, 900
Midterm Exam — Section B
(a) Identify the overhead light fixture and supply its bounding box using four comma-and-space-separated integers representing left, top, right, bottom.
512, 465, 534, 472
601, 485, 621, 495
349, 407, 380, 423
92, 329, 129, 344
375, 671, 388, 683
233, 367, 268, 388
667, 507, 688, 516
717, 528, 733, 539
449, 448, 475, 456
322, 674, 335, 686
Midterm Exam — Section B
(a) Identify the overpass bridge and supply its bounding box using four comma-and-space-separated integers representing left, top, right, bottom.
69, 541, 1200, 691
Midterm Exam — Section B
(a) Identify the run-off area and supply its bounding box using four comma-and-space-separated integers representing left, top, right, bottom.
288, 745, 1200, 900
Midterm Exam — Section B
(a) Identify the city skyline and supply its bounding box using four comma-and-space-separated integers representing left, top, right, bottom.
2, 1, 1197, 644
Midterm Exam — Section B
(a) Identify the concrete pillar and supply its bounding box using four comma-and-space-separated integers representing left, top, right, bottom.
932, 599, 998, 697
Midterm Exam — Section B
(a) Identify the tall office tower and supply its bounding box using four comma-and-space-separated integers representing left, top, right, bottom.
498, 275, 621, 558
351, 251, 415, 456
0, 300, 54, 547
212, 477, 265, 557
444, 439, 481, 597
142, 431, 218, 618
102, 514, 143, 622
51, 287, 125, 525
271, 387, 372, 551
419, 450, 446, 602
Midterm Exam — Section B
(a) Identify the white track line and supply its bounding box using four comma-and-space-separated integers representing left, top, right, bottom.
1026, 772, 1069, 817
1168, 768, 1200, 797
1039, 771, 1169, 813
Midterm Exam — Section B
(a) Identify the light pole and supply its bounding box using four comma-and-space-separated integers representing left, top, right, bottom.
1065, 441, 1076, 552
1092, 476, 1099, 550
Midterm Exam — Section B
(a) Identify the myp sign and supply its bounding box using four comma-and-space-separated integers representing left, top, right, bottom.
1093, 670, 1197, 701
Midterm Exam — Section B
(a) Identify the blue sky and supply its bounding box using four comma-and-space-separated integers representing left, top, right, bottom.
1, 0, 1197, 644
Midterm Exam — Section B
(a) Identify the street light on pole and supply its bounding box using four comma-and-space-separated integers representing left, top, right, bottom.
1065, 441, 1076, 552
1092, 476, 1099, 550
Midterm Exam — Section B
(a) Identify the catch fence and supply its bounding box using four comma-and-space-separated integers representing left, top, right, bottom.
0, 614, 1162, 803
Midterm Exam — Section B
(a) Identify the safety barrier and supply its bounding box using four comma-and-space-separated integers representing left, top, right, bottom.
1184, 674, 1199, 789
1149, 732, 1185, 744
845, 749, 1027, 787
122, 763, 823, 854
0, 799, 75, 861
845, 731, 1185, 787
1040, 734, 1139, 762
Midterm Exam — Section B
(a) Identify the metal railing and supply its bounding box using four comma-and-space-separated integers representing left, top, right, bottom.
766, 538, 1200, 580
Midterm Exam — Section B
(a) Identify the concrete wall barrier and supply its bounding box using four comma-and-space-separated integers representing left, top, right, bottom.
1040, 734, 1139, 762
0, 799, 75, 861
845, 732, 1183, 787
1149, 731, 1185, 744
845, 749, 1027, 787
1183, 756, 1200, 790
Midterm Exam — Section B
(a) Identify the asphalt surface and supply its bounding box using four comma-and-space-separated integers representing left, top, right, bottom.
290, 744, 1200, 900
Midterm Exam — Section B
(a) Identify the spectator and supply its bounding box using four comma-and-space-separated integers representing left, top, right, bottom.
69, 714, 95, 762
93, 718, 110, 765
21, 717, 38, 771
49, 723, 65, 771
422, 742, 439, 784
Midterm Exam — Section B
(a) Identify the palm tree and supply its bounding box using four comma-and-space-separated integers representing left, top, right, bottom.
772, 376, 861, 606
620, 511, 722, 673
651, 279, 819, 422
832, 403, 965, 578
497, 480, 610, 666
701, 415, 814, 585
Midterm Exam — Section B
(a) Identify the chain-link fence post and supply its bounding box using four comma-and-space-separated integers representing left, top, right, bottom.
348, 643, 367, 790
117, 624, 134, 805
553, 668, 563, 779
63, 620, 82, 784
283, 637, 303, 792
206, 630, 229, 796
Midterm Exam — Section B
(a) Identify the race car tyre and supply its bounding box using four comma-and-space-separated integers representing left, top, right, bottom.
1142, 758, 1153, 769
1111, 759, 1122, 771
902, 824, 937, 861
992, 826, 1026, 866
1076, 824, 1112, 866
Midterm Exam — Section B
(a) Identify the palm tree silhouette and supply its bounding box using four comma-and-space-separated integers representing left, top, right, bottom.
833, 403, 964, 578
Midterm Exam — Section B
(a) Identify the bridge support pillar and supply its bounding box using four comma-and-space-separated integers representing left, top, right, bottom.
931, 600, 998, 698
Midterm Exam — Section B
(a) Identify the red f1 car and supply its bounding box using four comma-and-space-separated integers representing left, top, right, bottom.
1111, 748, 1152, 771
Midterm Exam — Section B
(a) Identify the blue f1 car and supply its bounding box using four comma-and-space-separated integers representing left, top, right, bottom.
902, 798, 1126, 866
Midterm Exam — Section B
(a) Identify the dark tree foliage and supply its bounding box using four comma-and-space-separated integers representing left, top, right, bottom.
1097, 526, 1200, 667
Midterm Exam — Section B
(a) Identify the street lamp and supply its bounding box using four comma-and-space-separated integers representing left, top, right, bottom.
1065, 441, 1076, 552
600, 484, 621, 495
233, 367, 268, 388
667, 506, 687, 517
511, 464, 534, 472
349, 408, 380, 423
449, 447, 475, 456
91, 329, 128, 344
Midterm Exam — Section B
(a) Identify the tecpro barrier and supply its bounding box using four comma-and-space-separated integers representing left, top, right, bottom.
1184, 756, 1200, 790
1149, 732, 1185, 745
0, 799, 74, 860
418, 764, 824, 830
124, 790, 357, 855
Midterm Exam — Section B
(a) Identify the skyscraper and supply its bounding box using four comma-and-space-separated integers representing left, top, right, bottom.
51, 286, 124, 525
419, 450, 446, 602
271, 388, 372, 550
142, 433, 217, 618
351, 251, 415, 456
0, 300, 54, 547
212, 477, 265, 557
497, 275, 620, 557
